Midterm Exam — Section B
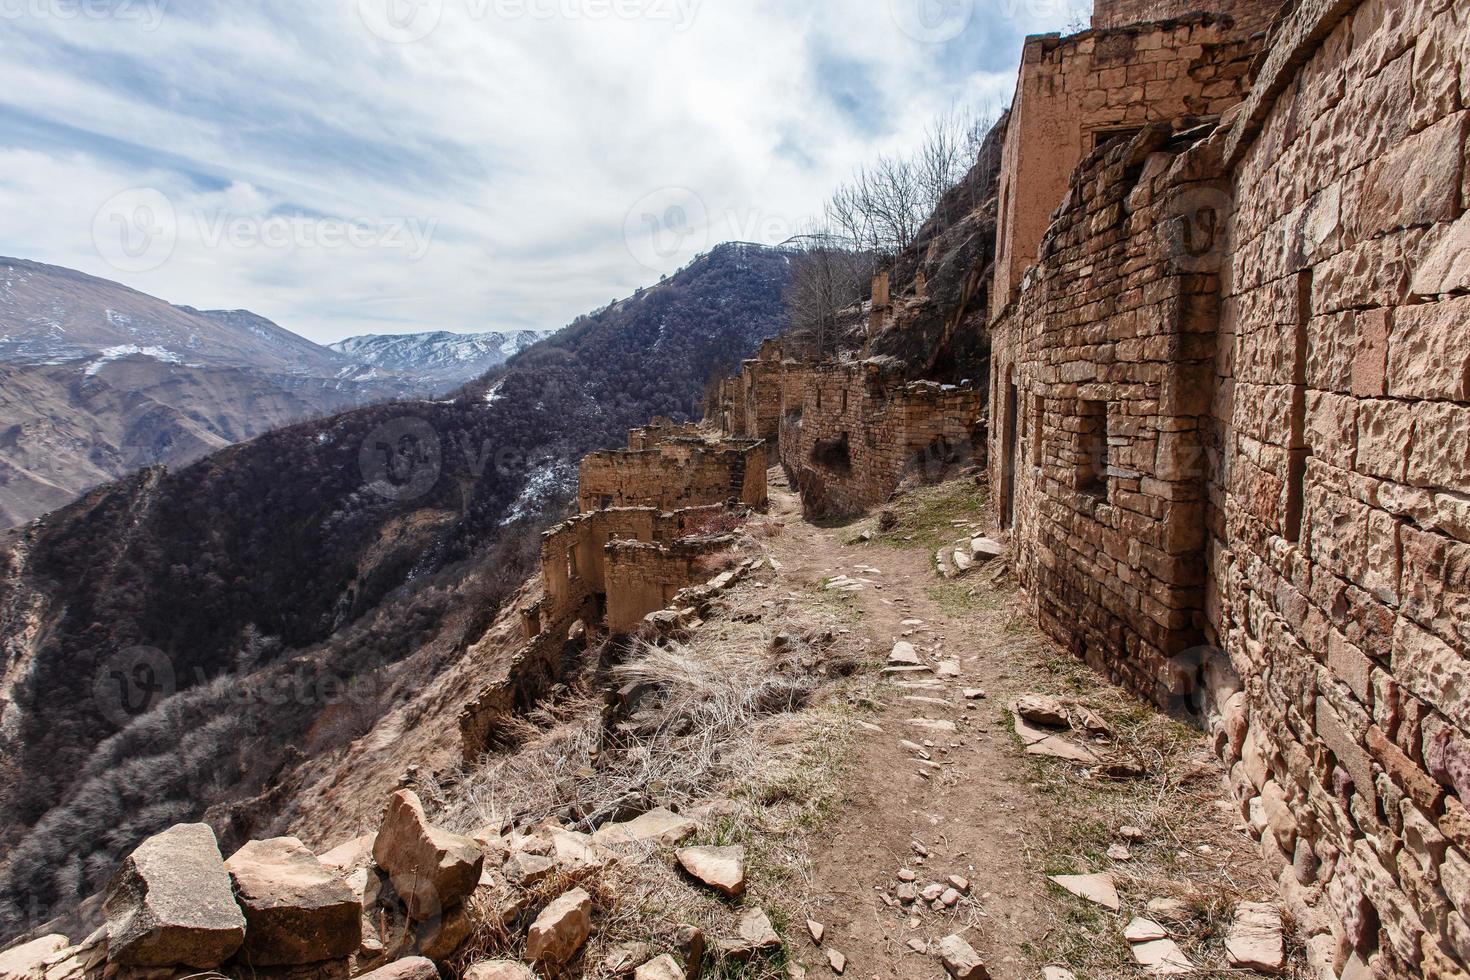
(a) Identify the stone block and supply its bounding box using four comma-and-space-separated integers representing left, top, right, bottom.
1388, 294, 1470, 402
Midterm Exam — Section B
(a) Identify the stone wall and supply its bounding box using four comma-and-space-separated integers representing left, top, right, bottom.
577, 438, 767, 512
605, 539, 731, 633
780, 361, 983, 518
992, 13, 1261, 316
1092, 0, 1281, 35
990, 0, 1470, 975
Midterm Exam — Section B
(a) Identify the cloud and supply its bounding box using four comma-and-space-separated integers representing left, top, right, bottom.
0, 0, 1088, 343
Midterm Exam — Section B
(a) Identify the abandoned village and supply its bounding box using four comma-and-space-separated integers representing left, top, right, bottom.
3, 0, 1468, 978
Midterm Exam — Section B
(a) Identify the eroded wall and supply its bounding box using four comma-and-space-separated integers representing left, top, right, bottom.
578, 438, 767, 512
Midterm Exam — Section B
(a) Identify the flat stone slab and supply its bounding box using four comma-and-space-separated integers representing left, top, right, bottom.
723, 907, 780, 958
1124, 918, 1169, 942
908, 718, 958, 734
676, 845, 747, 896
889, 641, 923, 666
526, 887, 593, 968
1131, 938, 1192, 974
1014, 715, 1101, 764
103, 823, 245, 969
1049, 873, 1120, 911
592, 808, 699, 847
1226, 901, 1285, 974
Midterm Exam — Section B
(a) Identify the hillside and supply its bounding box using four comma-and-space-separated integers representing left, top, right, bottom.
0, 241, 791, 942
0, 259, 433, 527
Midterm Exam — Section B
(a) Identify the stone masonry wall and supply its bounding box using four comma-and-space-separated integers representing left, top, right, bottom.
991, 0, 1470, 975
993, 13, 1261, 315
1093, 0, 1280, 35
780, 361, 983, 519
605, 539, 728, 633
577, 438, 767, 512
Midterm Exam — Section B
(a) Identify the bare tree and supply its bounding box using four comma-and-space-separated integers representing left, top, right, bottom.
784, 233, 870, 359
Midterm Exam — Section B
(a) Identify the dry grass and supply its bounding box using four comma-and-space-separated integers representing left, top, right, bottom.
430, 576, 869, 978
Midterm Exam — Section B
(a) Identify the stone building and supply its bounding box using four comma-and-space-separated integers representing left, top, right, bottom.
716, 339, 786, 445
988, 0, 1470, 976
577, 429, 767, 513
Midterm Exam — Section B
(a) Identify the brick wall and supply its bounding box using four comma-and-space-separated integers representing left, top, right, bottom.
991, 0, 1470, 974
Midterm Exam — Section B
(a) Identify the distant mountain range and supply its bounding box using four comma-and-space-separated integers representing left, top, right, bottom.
0, 258, 552, 527
331, 330, 550, 387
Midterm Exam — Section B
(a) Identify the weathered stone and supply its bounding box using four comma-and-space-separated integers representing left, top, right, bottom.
373, 790, 484, 920
1048, 873, 1120, 911
1125, 918, 1169, 942
465, 961, 536, 980
1131, 938, 1192, 974
603, 943, 652, 977
0, 935, 69, 980
225, 836, 362, 966
525, 887, 594, 968
1015, 694, 1070, 727
591, 808, 699, 847
723, 907, 781, 959
889, 641, 922, 666
504, 850, 556, 887
547, 827, 618, 873
355, 955, 440, 980
825, 948, 847, 974
806, 919, 824, 943
103, 823, 246, 968
674, 923, 704, 980
1226, 901, 1285, 975
634, 954, 685, 980
675, 845, 746, 896
937, 934, 989, 979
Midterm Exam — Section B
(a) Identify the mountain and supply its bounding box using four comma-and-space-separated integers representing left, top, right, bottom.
0, 241, 792, 940
331, 330, 551, 388
0, 258, 428, 527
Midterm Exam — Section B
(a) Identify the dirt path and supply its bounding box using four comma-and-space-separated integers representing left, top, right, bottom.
755, 471, 1303, 980
761, 472, 1060, 979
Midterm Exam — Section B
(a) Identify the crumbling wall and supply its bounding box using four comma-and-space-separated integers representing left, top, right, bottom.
993, 14, 1260, 316
604, 538, 733, 633
627, 418, 702, 451
992, 0, 1470, 974
781, 361, 982, 518
577, 439, 767, 512
1092, 0, 1281, 35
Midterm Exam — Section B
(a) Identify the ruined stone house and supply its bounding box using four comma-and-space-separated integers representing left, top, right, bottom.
987, 0, 1470, 976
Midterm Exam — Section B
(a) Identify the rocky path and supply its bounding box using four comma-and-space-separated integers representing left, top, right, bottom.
756, 473, 1299, 980
762, 475, 1063, 979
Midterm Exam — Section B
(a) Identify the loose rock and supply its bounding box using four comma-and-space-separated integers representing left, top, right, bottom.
825, 948, 846, 974
1014, 694, 1070, 727
635, 954, 685, 980
1124, 918, 1169, 942
465, 962, 535, 980
357, 956, 440, 980
525, 887, 594, 968
103, 823, 246, 968
1048, 873, 1120, 911
1131, 938, 1192, 974
1226, 901, 1285, 975
373, 790, 484, 920
807, 919, 825, 944
723, 907, 781, 959
937, 934, 989, 979
592, 808, 699, 847
675, 845, 747, 896
225, 836, 361, 966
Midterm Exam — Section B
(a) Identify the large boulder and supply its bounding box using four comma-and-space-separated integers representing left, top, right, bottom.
372, 790, 484, 920
525, 887, 594, 968
225, 837, 362, 966
103, 823, 246, 968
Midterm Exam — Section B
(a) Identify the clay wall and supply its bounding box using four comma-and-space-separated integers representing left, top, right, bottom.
992, 14, 1260, 316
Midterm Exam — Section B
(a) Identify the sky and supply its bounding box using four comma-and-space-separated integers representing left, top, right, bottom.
0, 0, 1091, 344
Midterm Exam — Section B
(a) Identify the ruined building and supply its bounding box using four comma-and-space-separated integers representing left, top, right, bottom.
460, 426, 764, 756
986, 0, 1470, 976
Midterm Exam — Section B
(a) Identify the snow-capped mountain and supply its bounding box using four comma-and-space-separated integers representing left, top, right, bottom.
330, 329, 552, 387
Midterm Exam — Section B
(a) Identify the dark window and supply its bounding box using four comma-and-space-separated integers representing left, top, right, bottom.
1077, 399, 1109, 499
567, 547, 580, 579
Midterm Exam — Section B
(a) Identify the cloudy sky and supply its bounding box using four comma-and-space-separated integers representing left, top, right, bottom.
0, 0, 1090, 344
